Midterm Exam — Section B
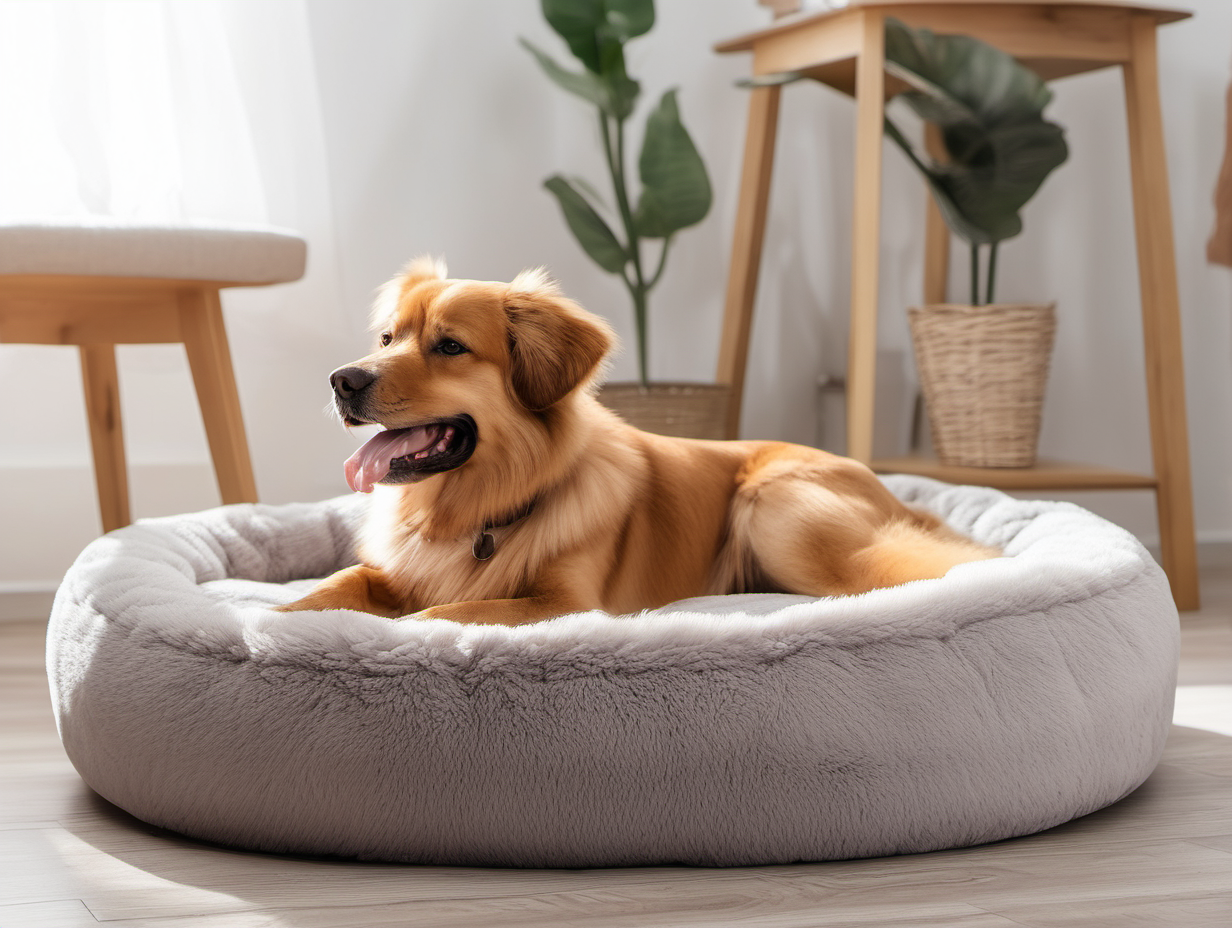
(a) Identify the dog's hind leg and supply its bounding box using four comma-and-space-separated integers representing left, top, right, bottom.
736, 459, 997, 597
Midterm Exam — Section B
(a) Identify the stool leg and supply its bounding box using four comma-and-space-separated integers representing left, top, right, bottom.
1123, 16, 1199, 610
79, 344, 131, 533
178, 288, 259, 505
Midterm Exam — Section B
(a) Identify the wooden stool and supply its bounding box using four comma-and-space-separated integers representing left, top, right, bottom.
714, 0, 1200, 609
0, 220, 307, 533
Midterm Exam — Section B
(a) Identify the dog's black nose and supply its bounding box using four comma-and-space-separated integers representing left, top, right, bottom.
330, 366, 376, 399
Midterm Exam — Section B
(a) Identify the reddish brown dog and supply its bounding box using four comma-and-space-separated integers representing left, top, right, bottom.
280, 259, 996, 625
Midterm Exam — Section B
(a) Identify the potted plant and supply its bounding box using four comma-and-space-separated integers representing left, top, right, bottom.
882, 18, 1069, 467
522, 0, 729, 438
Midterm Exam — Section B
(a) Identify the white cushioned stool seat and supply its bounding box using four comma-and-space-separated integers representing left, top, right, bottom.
0, 218, 306, 283
46, 476, 1180, 868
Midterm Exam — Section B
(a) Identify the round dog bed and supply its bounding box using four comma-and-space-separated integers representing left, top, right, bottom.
47, 476, 1179, 868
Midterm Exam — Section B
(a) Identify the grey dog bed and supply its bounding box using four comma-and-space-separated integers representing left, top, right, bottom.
47, 476, 1178, 868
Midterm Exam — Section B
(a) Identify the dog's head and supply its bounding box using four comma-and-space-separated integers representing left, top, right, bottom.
332, 258, 615, 493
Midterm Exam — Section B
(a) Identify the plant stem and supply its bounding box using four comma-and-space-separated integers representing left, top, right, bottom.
647, 237, 672, 290
970, 242, 980, 307
630, 283, 648, 388
599, 111, 651, 385
985, 241, 999, 306
597, 115, 633, 287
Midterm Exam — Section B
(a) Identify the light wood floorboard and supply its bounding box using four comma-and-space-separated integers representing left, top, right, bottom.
2, 581, 1230, 928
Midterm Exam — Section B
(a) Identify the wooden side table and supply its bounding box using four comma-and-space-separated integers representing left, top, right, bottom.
714, 0, 1199, 609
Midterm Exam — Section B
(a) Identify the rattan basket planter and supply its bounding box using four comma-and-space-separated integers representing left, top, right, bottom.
909, 302, 1056, 468
598, 382, 732, 439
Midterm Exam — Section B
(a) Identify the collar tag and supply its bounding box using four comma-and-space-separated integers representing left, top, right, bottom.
471, 498, 536, 561
472, 531, 496, 560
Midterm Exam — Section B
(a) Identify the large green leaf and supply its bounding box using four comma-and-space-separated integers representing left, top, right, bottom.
521, 37, 639, 118
882, 17, 1067, 247
541, 0, 654, 74
634, 89, 712, 239
885, 18, 1052, 129
884, 116, 995, 243
597, 52, 641, 120
543, 174, 628, 274
943, 121, 1067, 216
736, 70, 808, 89
520, 38, 609, 110
885, 115, 1067, 245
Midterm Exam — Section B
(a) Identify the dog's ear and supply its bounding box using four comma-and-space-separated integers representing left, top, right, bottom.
505, 269, 614, 411
371, 256, 448, 331
401, 255, 448, 286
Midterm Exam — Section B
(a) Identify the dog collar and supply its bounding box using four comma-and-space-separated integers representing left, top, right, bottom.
472, 498, 537, 560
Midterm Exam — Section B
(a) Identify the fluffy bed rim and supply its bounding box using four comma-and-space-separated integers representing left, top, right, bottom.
46, 476, 1179, 867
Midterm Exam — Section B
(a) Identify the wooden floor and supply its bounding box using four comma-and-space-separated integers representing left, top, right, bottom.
2, 578, 1230, 928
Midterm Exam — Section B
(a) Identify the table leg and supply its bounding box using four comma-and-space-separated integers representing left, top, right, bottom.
1122, 14, 1199, 610
847, 10, 886, 464
922, 123, 950, 306
717, 84, 781, 439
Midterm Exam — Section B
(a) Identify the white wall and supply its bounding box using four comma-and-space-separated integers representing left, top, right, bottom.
3, 0, 1231, 594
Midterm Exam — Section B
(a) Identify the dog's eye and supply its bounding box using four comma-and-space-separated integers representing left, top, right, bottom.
435, 339, 468, 356
380, 332, 393, 347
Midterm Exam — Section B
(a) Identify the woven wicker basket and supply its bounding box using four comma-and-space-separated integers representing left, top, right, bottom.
909, 302, 1056, 468
598, 382, 732, 440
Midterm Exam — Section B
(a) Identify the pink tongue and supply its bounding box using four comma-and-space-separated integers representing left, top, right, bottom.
344, 426, 437, 494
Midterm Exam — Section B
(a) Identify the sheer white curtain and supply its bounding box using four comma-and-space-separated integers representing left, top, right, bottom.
0, 0, 349, 587
0, 0, 267, 221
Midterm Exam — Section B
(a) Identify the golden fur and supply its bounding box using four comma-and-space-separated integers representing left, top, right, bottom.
281, 260, 998, 625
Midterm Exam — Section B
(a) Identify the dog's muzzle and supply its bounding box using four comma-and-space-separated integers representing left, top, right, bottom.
330, 365, 376, 424
331, 365, 375, 400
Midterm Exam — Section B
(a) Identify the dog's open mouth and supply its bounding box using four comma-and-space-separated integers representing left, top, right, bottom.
344, 415, 477, 493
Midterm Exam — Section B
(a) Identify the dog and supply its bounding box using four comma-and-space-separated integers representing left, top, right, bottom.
279, 258, 997, 625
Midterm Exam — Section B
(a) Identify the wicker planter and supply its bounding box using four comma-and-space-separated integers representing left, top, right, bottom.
598, 382, 732, 440
909, 302, 1056, 468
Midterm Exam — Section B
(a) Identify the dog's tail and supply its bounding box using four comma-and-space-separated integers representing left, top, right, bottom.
849, 510, 998, 592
